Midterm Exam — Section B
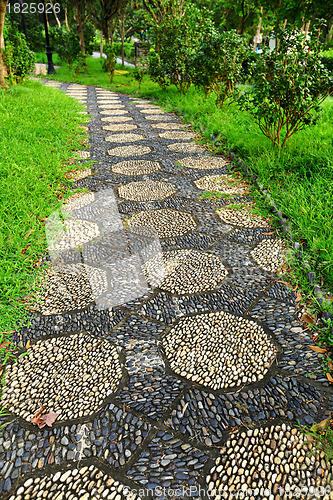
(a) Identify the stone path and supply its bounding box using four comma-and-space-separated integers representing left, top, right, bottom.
1, 81, 333, 499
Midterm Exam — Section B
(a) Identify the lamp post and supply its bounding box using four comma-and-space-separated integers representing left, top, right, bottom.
42, 0, 56, 74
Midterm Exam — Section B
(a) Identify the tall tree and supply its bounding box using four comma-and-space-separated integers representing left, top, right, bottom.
89, 0, 121, 44
0, 0, 8, 88
141, 0, 187, 25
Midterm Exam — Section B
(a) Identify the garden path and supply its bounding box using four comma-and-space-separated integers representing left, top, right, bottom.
1, 81, 333, 500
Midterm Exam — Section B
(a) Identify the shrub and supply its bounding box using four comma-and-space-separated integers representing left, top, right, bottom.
72, 52, 87, 75
3, 22, 34, 85
148, 4, 213, 94
133, 57, 147, 91
238, 27, 333, 148
50, 25, 95, 68
321, 49, 333, 73
192, 29, 249, 107
101, 43, 116, 82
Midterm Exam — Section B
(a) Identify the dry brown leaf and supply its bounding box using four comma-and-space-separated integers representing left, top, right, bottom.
301, 312, 316, 325
263, 231, 275, 236
31, 405, 46, 427
308, 345, 327, 354
42, 411, 59, 427
295, 291, 302, 302
326, 373, 333, 384
311, 417, 331, 432
26, 340, 31, 349
31, 406, 59, 429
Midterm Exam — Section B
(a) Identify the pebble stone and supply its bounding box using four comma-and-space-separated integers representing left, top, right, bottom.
118, 180, 176, 201
158, 131, 195, 140
150, 122, 191, 130
162, 310, 277, 390
139, 108, 165, 114
143, 249, 228, 294
105, 133, 145, 143
111, 160, 161, 176
206, 425, 333, 497
99, 110, 129, 115
8, 465, 139, 500
178, 156, 228, 170
251, 239, 286, 272
217, 203, 271, 228
102, 123, 138, 132
127, 208, 197, 238
101, 116, 134, 122
48, 219, 100, 252
98, 104, 126, 109
167, 142, 203, 153
64, 168, 92, 181
33, 263, 108, 315
77, 150, 90, 159
2, 332, 123, 421
63, 191, 95, 212
108, 145, 151, 157
195, 174, 248, 194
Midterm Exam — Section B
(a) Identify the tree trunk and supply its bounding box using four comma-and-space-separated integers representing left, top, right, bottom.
50, 1, 61, 27
105, 22, 110, 44
253, 7, 263, 52
0, 0, 8, 88
76, 4, 85, 54
121, 13, 125, 66
65, 7, 69, 30
100, 31, 103, 57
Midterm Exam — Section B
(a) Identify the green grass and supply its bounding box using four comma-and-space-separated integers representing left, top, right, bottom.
47, 55, 333, 295
0, 79, 88, 336
35, 51, 62, 66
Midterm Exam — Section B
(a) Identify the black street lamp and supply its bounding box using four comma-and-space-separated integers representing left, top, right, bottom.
42, 0, 56, 74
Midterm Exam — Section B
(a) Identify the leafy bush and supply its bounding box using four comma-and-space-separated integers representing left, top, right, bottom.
238, 27, 333, 148
3, 22, 34, 84
72, 52, 87, 75
101, 43, 116, 82
192, 29, 249, 107
50, 25, 95, 67
321, 49, 333, 73
113, 41, 135, 61
7, 11, 45, 52
148, 4, 213, 94
133, 57, 147, 91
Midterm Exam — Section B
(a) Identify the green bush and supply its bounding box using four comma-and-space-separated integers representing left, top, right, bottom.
238, 27, 333, 148
321, 49, 333, 73
113, 41, 135, 61
192, 29, 249, 107
49, 25, 95, 67
148, 4, 213, 94
101, 43, 116, 82
3, 22, 35, 85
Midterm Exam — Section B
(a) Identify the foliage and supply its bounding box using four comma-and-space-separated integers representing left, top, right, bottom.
238, 27, 333, 148
301, 416, 333, 462
321, 49, 333, 73
72, 51, 87, 75
50, 25, 95, 67
133, 57, 146, 90
101, 43, 117, 82
3, 22, 34, 84
192, 29, 249, 107
7, 10, 45, 52
113, 41, 135, 61
148, 3, 213, 94
0, 79, 87, 334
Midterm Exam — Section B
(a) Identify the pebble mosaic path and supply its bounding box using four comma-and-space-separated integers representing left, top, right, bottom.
1, 81, 333, 500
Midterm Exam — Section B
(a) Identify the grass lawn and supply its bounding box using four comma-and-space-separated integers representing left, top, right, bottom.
47, 56, 333, 296
0, 79, 88, 338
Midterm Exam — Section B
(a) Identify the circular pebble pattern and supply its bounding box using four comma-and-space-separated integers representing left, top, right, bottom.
144, 249, 228, 294
108, 145, 151, 157
158, 131, 195, 140
64, 168, 92, 181
33, 263, 107, 315
77, 150, 90, 159
2, 332, 123, 421
105, 133, 144, 143
151, 122, 190, 130
251, 239, 286, 272
48, 219, 100, 251
162, 311, 277, 390
118, 180, 176, 201
178, 156, 228, 170
167, 142, 203, 154
217, 204, 271, 228
101, 116, 133, 122
99, 110, 128, 115
111, 160, 161, 176
127, 208, 197, 238
206, 424, 333, 497
63, 192, 95, 212
98, 105, 125, 110
144, 115, 175, 121
9, 466, 139, 500
195, 174, 248, 195
139, 108, 165, 115
102, 123, 138, 132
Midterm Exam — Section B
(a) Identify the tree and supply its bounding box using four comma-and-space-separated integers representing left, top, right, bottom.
238, 26, 333, 147
0, 0, 8, 88
89, 0, 121, 44
141, 0, 187, 25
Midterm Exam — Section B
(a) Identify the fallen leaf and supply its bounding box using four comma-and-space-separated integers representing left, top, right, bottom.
328, 359, 333, 371
26, 340, 31, 349
295, 291, 302, 302
308, 345, 326, 353
326, 373, 333, 384
31, 406, 59, 428
311, 417, 331, 432
42, 411, 59, 427
31, 405, 46, 427
301, 313, 316, 325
